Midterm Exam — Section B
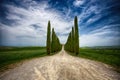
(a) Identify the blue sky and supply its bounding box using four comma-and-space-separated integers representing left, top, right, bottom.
0, 0, 120, 47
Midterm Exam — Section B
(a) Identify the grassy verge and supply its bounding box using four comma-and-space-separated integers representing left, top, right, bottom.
78, 48, 120, 67
67, 47, 120, 72
0, 46, 47, 68
78, 48, 120, 72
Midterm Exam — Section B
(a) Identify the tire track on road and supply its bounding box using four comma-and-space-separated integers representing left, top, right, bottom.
0, 46, 120, 80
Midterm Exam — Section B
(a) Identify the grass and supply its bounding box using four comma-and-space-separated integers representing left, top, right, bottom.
0, 46, 47, 68
78, 48, 120, 69
67, 47, 120, 71
1, 46, 120, 72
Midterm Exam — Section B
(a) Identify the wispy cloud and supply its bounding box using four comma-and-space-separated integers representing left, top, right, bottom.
1, 1, 73, 46
80, 34, 120, 47
0, 0, 120, 46
73, 0, 85, 7
80, 24, 120, 47
89, 24, 120, 34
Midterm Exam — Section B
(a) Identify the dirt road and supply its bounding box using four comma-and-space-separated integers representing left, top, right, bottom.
0, 46, 120, 80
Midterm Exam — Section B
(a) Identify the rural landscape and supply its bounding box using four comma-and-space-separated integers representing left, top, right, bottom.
0, 0, 120, 80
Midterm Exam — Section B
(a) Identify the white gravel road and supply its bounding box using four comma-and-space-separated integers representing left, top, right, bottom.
0, 46, 120, 80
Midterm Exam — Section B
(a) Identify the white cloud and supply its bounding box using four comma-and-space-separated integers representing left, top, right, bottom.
80, 34, 120, 47
1, 1, 120, 47
89, 24, 120, 34
73, 0, 85, 7
1, 2, 73, 46
86, 15, 101, 24
80, 25, 120, 47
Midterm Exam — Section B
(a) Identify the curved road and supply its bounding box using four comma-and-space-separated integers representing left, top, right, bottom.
0, 46, 120, 80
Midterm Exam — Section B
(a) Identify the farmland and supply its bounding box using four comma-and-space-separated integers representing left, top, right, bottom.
0, 46, 46, 68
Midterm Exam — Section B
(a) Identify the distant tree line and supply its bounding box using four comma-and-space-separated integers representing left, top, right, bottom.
46, 21, 62, 55
64, 16, 79, 55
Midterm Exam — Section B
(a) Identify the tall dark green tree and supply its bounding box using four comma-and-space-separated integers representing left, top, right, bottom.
65, 32, 72, 52
71, 27, 75, 53
74, 16, 79, 55
51, 28, 55, 53
65, 16, 79, 55
51, 28, 62, 53
46, 21, 51, 55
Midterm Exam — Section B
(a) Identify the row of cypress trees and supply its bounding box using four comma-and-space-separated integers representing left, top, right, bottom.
46, 21, 62, 55
64, 16, 79, 55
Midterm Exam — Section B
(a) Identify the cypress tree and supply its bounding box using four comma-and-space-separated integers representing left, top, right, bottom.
54, 31, 57, 52
56, 36, 61, 51
69, 32, 72, 52
74, 16, 79, 55
51, 28, 62, 53
64, 16, 79, 55
51, 28, 55, 53
65, 32, 72, 52
46, 21, 51, 55
46, 21, 62, 54
71, 27, 75, 53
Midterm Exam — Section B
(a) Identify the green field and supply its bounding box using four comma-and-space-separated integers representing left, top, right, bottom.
67, 47, 120, 71
0, 46, 120, 72
78, 47, 120, 69
0, 46, 47, 68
